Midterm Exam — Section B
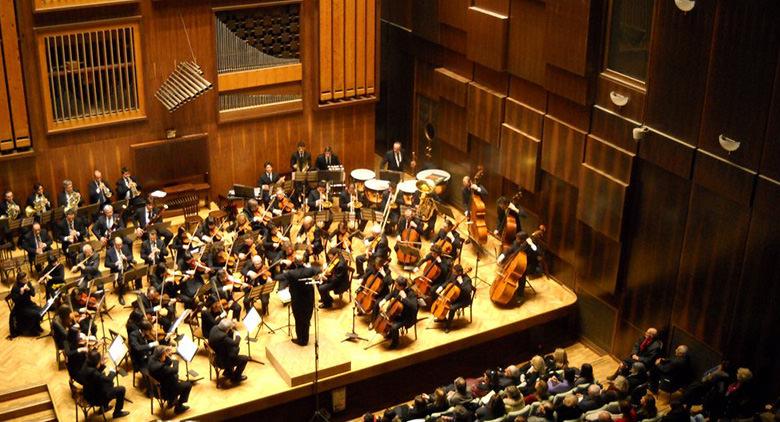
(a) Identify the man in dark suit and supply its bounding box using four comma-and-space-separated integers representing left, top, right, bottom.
88, 170, 113, 208
461, 175, 487, 216
128, 320, 157, 372
55, 209, 89, 265
105, 237, 136, 304
307, 181, 330, 211
0, 189, 20, 218
381, 141, 415, 172
274, 262, 322, 346
208, 318, 249, 384
315, 146, 341, 170
608, 327, 663, 380
257, 161, 282, 205
356, 225, 389, 277
133, 198, 172, 245
74, 243, 101, 281
374, 277, 419, 349
148, 345, 191, 414
25, 183, 52, 215
651, 345, 692, 392
80, 350, 129, 418
92, 204, 127, 246
437, 264, 473, 332
57, 179, 83, 209
290, 141, 312, 172
20, 222, 52, 268
578, 384, 605, 412
116, 167, 143, 208
317, 249, 349, 309
140, 229, 167, 266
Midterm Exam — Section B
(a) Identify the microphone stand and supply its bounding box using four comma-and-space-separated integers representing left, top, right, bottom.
309, 277, 330, 422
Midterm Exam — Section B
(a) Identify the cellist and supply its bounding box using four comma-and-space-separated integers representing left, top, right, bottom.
370, 277, 418, 350
394, 208, 422, 266
433, 219, 464, 258
433, 264, 473, 332
413, 244, 451, 296
355, 256, 393, 315
356, 224, 389, 277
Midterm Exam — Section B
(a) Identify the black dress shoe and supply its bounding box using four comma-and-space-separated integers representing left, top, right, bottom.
319, 303, 332, 309
174, 405, 189, 414
112, 410, 130, 419
118, 295, 125, 305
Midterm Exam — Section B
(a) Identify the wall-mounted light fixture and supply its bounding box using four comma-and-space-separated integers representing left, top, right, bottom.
610, 91, 630, 107
718, 134, 741, 153
675, 0, 695, 12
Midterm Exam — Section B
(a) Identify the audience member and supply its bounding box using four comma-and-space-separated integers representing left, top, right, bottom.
448, 377, 473, 406
524, 379, 549, 404
579, 384, 604, 412
615, 400, 637, 422
575, 363, 595, 386
475, 393, 506, 421
636, 394, 657, 420
609, 328, 662, 381
547, 367, 576, 394
555, 394, 583, 421
652, 345, 691, 393
502, 385, 525, 413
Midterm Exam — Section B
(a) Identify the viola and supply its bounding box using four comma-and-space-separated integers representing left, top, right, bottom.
372, 297, 403, 337
77, 291, 99, 310
490, 226, 545, 305
412, 258, 442, 299
355, 269, 386, 314
468, 166, 488, 245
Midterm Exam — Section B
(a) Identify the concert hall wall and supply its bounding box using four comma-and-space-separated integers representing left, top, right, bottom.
378, 0, 780, 398
0, 0, 376, 199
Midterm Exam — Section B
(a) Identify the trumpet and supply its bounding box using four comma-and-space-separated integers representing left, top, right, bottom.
128, 180, 141, 199
98, 181, 112, 199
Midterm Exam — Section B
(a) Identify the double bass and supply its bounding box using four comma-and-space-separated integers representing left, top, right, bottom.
500, 192, 523, 249
490, 226, 545, 305
468, 166, 488, 245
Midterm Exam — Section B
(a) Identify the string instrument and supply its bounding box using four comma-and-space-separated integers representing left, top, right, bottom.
468, 166, 488, 245
396, 218, 421, 266
76, 278, 99, 311
355, 262, 387, 314
430, 266, 473, 320
412, 257, 442, 299
490, 225, 545, 305
279, 195, 295, 214
501, 192, 523, 249
434, 216, 468, 256
372, 296, 404, 337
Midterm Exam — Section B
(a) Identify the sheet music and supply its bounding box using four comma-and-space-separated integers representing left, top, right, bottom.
108, 336, 128, 366
176, 335, 198, 362
254, 187, 262, 197
168, 309, 192, 336
243, 307, 261, 335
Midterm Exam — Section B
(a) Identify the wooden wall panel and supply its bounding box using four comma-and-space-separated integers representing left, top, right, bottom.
438, 0, 468, 31
692, 151, 756, 208
0, 0, 29, 141
584, 136, 634, 185
438, 23, 468, 55
499, 124, 540, 191
638, 129, 695, 180
507, 0, 546, 86
411, 0, 439, 43
621, 160, 690, 331
539, 172, 578, 263
0, 59, 12, 145
577, 164, 627, 242
544, 0, 592, 76
545, 64, 590, 106
466, 6, 508, 72
590, 107, 638, 153
434, 67, 469, 107
508, 76, 547, 113
612, 320, 642, 361
672, 185, 750, 351
644, 0, 716, 144
415, 61, 438, 101
577, 287, 617, 352
697, 0, 780, 170
345, 0, 357, 97
438, 100, 468, 152
467, 82, 505, 144
541, 116, 585, 187
575, 222, 621, 302
474, 0, 510, 16
504, 97, 544, 139
760, 59, 780, 181
595, 73, 645, 124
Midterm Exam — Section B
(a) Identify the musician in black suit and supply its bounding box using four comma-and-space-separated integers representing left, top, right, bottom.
495, 195, 527, 237
495, 232, 537, 301
338, 183, 366, 230
315, 146, 341, 170
116, 166, 143, 208
74, 244, 101, 281
57, 179, 83, 209
148, 346, 191, 414
80, 350, 129, 419
105, 237, 136, 305
290, 141, 312, 172
273, 263, 322, 346
8, 272, 43, 337
56, 209, 89, 265
435, 264, 473, 332
209, 270, 242, 319
317, 249, 349, 309
395, 208, 422, 264
92, 204, 127, 245
608, 327, 663, 381
40, 254, 65, 299
374, 277, 418, 349
381, 142, 415, 172
241, 255, 271, 316
434, 220, 463, 258
461, 175, 487, 216
88, 170, 113, 208
25, 183, 52, 214
257, 161, 281, 205
0, 189, 19, 218
414, 244, 451, 296
307, 181, 330, 211
356, 225, 389, 277
141, 229, 167, 266
128, 320, 158, 372
133, 198, 172, 245
208, 318, 249, 384
20, 222, 52, 269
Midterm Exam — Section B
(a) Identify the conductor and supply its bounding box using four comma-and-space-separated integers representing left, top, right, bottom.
273, 261, 323, 346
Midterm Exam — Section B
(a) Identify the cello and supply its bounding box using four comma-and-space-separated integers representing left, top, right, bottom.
355, 265, 387, 315
468, 166, 488, 245
371, 296, 403, 337
412, 254, 443, 299
489, 225, 545, 305
500, 192, 523, 249
434, 215, 467, 256
430, 266, 472, 320
396, 215, 421, 266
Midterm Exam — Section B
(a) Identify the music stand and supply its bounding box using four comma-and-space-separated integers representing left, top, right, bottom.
315, 210, 330, 224
395, 243, 421, 268
176, 335, 203, 382
20, 216, 35, 229
379, 170, 403, 185
248, 282, 277, 333
77, 203, 99, 222
360, 208, 376, 223
40, 210, 54, 224
466, 231, 493, 288
108, 334, 129, 386
34, 250, 61, 273
270, 213, 293, 229
123, 265, 148, 292
111, 199, 129, 212
110, 227, 136, 243
231, 184, 256, 199
241, 307, 265, 364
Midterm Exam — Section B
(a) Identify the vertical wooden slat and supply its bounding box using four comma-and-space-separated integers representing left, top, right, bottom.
365, 0, 375, 94
60, 35, 73, 120
0, 0, 30, 140
127, 27, 138, 108
332, 0, 345, 99
86, 31, 98, 117
319, 0, 333, 101
355, 0, 366, 96
74, 33, 87, 118
103, 29, 115, 114
0, 56, 13, 145
344, 0, 356, 97
113, 29, 126, 112
94, 30, 106, 114
44, 37, 59, 122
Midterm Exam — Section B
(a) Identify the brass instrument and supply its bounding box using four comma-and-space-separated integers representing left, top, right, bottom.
415, 179, 437, 221
64, 192, 81, 213
128, 179, 141, 199
6, 202, 20, 220
25, 195, 50, 217
98, 181, 113, 199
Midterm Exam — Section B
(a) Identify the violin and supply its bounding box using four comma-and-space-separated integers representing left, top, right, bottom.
355, 264, 387, 314
468, 166, 488, 245
412, 257, 442, 299
371, 297, 403, 337
279, 196, 295, 214
490, 225, 545, 305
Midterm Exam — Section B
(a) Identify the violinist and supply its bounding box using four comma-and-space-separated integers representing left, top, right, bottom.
74, 243, 101, 281
8, 272, 43, 337
64, 327, 89, 384
232, 234, 256, 262
148, 262, 172, 297
242, 199, 267, 232
356, 225, 389, 277
178, 271, 204, 310
56, 209, 89, 265
461, 176, 488, 217
414, 244, 451, 295
273, 262, 322, 346
204, 243, 228, 273
241, 255, 271, 315
138, 286, 176, 332
52, 305, 95, 351
201, 296, 224, 339
271, 187, 296, 216
129, 320, 158, 373
148, 345, 191, 414
208, 318, 249, 384
80, 349, 130, 419
210, 269, 243, 319
258, 161, 281, 205
263, 223, 288, 262
40, 254, 65, 299
434, 264, 473, 332
141, 229, 167, 266
196, 217, 222, 244
295, 216, 326, 261
371, 277, 418, 350
232, 212, 255, 237
308, 221, 329, 261
317, 248, 349, 309
329, 221, 357, 253
494, 196, 527, 237
134, 197, 172, 245
105, 237, 136, 305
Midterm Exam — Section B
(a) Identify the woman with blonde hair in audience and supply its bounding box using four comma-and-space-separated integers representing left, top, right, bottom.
521, 355, 547, 394
605, 375, 630, 401
548, 347, 569, 374
503, 385, 526, 412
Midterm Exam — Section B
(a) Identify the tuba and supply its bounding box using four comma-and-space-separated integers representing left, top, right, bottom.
415, 179, 436, 221
6, 202, 20, 220
64, 192, 81, 213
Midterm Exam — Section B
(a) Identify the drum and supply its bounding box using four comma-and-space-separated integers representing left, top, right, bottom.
416, 169, 451, 197
364, 179, 390, 205
398, 180, 418, 206
350, 168, 376, 192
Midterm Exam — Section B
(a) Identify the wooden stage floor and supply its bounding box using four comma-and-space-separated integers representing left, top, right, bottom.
0, 205, 577, 421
